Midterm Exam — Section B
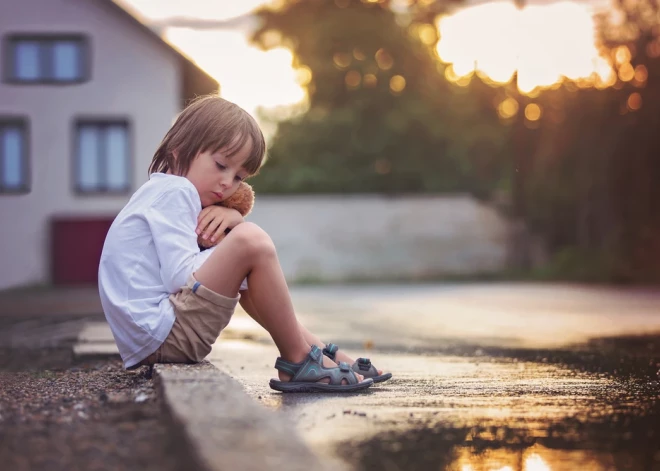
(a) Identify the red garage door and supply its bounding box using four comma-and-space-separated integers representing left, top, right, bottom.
51, 218, 114, 285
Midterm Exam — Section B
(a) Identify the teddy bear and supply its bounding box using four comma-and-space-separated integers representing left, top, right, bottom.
197, 181, 255, 249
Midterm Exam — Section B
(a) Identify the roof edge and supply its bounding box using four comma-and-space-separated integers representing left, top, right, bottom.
102, 0, 219, 100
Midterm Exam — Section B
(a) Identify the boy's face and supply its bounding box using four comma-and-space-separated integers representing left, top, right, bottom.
185, 138, 252, 208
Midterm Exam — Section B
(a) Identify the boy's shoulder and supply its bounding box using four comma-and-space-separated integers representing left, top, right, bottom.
148, 172, 192, 188
144, 173, 196, 196
142, 173, 199, 207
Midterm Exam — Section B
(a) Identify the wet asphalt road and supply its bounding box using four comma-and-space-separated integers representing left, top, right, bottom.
210, 283, 660, 471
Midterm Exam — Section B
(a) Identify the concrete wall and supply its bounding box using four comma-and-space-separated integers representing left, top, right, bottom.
246, 195, 512, 283
0, 0, 181, 288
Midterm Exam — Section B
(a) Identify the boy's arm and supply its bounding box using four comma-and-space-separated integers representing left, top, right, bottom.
145, 186, 214, 293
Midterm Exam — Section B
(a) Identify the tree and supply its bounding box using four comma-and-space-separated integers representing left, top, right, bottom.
248, 0, 507, 195
507, 0, 660, 281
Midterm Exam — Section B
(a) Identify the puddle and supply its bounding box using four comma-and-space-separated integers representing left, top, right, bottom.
343, 335, 660, 471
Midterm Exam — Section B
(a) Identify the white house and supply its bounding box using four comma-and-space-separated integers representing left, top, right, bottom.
0, 0, 218, 289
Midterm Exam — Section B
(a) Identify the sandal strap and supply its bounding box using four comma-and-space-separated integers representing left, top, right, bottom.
274, 357, 302, 376
353, 358, 378, 376
338, 361, 352, 373
323, 345, 379, 379
356, 357, 372, 371
323, 343, 339, 361
290, 345, 358, 386
274, 345, 324, 376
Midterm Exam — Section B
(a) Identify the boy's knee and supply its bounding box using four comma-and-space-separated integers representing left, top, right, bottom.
230, 222, 276, 258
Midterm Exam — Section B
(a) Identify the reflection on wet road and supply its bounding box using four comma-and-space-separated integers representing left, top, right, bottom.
211, 284, 660, 471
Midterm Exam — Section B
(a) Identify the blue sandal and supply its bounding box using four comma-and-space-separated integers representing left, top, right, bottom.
323, 343, 393, 384
269, 345, 374, 393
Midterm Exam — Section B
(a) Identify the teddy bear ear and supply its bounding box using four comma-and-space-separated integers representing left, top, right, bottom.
240, 181, 254, 194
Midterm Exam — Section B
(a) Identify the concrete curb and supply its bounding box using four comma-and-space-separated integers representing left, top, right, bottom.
154, 361, 327, 471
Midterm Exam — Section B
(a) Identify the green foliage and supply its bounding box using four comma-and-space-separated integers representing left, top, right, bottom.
253, 86, 508, 195
249, 0, 509, 196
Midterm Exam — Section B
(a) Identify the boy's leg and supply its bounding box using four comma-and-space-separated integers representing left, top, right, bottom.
194, 223, 363, 383
238, 290, 324, 346
239, 290, 383, 376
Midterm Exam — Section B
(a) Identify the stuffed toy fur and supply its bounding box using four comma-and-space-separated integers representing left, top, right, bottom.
197, 181, 255, 249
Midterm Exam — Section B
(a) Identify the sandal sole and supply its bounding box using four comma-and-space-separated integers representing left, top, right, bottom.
269, 378, 374, 393
371, 373, 392, 383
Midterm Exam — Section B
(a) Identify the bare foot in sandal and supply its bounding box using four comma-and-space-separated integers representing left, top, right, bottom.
278, 359, 365, 384
278, 344, 364, 384
323, 343, 392, 384
270, 345, 372, 393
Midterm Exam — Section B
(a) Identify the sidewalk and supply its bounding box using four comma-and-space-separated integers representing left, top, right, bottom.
0, 285, 111, 355
0, 284, 317, 471
0, 285, 103, 318
0, 285, 263, 355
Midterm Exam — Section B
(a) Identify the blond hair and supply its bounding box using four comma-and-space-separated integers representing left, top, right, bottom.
149, 95, 265, 177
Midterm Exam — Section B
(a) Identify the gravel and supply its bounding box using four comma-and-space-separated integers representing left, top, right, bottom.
0, 355, 189, 471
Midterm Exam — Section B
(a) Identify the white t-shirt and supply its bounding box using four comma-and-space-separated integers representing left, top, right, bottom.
98, 172, 246, 368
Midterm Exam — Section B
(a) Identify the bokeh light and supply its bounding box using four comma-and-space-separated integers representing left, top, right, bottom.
375, 48, 395, 70
363, 73, 378, 87
619, 62, 635, 81
498, 97, 519, 119
333, 52, 352, 69
525, 103, 542, 121
418, 23, 438, 45
614, 45, 631, 65
296, 66, 312, 86
634, 65, 648, 83
627, 92, 642, 111
390, 75, 406, 93
345, 70, 362, 88
353, 48, 367, 61
524, 453, 552, 471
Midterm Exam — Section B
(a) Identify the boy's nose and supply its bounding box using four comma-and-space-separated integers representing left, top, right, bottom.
219, 177, 232, 190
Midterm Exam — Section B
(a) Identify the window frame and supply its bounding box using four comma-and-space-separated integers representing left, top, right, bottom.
72, 118, 132, 196
2, 33, 91, 85
0, 117, 30, 194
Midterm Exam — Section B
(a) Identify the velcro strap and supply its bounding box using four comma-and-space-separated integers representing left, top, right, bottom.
309, 345, 322, 362
274, 358, 299, 375
323, 343, 339, 360
357, 358, 372, 371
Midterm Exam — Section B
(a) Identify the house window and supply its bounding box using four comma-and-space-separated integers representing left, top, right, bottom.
75, 121, 130, 194
0, 119, 29, 193
4, 34, 89, 83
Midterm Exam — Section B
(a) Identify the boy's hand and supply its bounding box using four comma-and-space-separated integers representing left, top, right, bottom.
196, 206, 244, 243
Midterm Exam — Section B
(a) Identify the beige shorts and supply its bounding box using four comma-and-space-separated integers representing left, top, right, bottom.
135, 274, 239, 367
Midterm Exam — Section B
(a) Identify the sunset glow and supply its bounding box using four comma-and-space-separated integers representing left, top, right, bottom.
165, 28, 307, 113
436, 1, 616, 94
122, 0, 618, 115
119, 0, 308, 124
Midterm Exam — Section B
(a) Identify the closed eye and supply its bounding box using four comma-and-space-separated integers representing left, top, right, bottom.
216, 162, 226, 171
